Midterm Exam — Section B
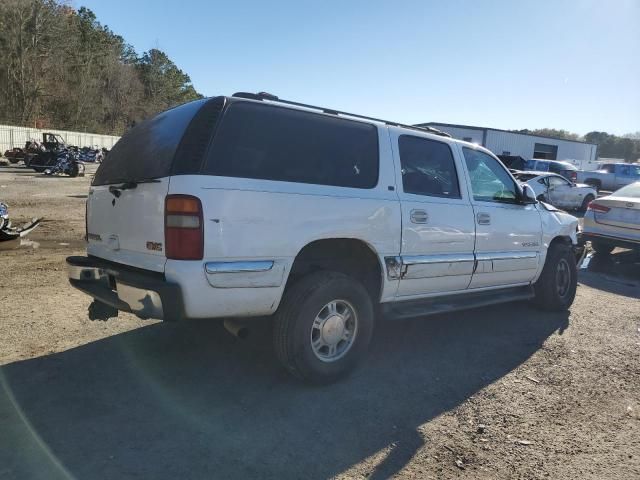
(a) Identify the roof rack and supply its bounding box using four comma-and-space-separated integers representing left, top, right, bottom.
232, 92, 452, 138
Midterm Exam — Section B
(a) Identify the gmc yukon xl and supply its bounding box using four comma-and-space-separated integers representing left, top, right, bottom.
67, 93, 580, 383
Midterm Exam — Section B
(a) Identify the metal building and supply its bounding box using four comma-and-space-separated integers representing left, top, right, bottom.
418, 122, 598, 164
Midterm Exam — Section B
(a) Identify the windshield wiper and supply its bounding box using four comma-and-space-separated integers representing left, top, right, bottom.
108, 178, 161, 197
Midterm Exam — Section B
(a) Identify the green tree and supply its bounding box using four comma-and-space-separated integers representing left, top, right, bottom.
136, 48, 202, 115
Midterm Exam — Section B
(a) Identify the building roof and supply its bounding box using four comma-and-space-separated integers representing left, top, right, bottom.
417, 122, 597, 146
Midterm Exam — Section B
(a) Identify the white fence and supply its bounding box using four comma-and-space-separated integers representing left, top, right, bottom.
0, 124, 120, 153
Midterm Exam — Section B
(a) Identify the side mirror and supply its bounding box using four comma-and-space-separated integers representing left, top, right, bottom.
520, 184, 538, 204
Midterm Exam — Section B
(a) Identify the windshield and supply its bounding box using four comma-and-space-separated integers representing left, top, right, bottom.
92, 99, 207, 186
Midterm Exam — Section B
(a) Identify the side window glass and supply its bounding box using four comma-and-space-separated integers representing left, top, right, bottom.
202, 102, 379, 188
462, 148, 519, 204
398, 136, 460, 198
548, 176, 567, 187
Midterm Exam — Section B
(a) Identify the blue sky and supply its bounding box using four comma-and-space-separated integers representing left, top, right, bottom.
78, 0, 639, 135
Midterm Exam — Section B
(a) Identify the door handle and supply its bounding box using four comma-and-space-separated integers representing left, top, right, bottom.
410, 209, 428, 224
476, 212, 491, 225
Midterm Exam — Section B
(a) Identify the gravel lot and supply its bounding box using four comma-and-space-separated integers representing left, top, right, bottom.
0, 162, 639, 480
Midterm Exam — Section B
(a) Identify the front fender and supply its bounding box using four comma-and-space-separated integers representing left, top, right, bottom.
534, 203, 580, 280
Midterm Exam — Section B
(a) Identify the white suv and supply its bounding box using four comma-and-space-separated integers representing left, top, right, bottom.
67, 92, 580, 383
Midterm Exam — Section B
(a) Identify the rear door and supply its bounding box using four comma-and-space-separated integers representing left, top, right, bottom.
87, 99, 210, 272
616, 164, 640, 188
391, 132, 476, 297
460, 147, 542, 289
547, 175, 574, 208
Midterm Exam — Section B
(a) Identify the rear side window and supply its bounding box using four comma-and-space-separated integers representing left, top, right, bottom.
202, 102, 379, 188
398, 135, 460, 198
92, 99, 207, 186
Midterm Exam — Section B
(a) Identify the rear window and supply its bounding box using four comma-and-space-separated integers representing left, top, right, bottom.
202, 102, 379, 188
514, 173, 538, 181
549, 162, 576, 173
613, 182, 640, 198
92, 99, 207, 186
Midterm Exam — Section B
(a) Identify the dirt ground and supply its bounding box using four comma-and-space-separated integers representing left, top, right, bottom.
0, 162, 639, 480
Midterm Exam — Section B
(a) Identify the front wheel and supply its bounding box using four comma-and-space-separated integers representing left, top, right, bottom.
533, 242, 577, 311
273, 271, 374, 383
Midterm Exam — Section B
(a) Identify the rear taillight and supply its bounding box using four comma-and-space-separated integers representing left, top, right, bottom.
569, 171, 577, 182
165, 194, 203, 260
587, 202, 610, 213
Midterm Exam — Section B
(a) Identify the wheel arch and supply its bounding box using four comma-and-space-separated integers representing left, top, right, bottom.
285, 237, 386, 304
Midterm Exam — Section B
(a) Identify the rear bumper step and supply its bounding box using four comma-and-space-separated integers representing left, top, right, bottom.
66, 256, 185, 321
383, 285, 535, 320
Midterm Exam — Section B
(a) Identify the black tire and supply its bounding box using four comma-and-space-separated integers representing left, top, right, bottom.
273, 271, 374, 383
533, 242, 577, 311
579, 194, 595, 212
591, 240, 614, 255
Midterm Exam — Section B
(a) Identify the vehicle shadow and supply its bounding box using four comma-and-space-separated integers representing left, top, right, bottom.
0, 304, 568, 480
578, 250, 640, 298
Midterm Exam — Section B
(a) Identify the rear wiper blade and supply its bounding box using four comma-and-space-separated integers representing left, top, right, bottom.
108, 178, 161, 197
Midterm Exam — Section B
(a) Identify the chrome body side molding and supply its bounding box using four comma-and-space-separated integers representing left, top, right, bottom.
385, 252, 539, 280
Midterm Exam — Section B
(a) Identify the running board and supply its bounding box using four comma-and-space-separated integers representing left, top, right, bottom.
383, 285, 535, 320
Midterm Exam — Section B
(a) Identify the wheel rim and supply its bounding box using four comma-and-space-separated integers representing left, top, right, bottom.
310, 299, 358, 362
556, 258, 571, 298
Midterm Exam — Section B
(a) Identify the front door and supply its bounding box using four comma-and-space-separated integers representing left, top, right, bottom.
460, 147, 542, 289
392, 131, 476, 298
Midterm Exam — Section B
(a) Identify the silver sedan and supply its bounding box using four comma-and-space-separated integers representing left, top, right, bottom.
514, 171, 597, 211
582, 182, 640, 254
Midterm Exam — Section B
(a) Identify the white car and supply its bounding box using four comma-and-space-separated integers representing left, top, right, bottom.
514, 171, 597, 211
582, 182, 640, 254
66, 92, 581, 383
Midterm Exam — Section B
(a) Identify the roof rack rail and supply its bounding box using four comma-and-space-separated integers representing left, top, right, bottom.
231, 92, 452, 138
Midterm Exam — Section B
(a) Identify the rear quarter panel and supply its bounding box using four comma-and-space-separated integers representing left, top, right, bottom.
166, 126, 402, 317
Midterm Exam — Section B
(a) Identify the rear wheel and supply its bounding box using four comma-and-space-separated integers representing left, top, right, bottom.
533, 242, 577, 311
591, 240, 614, 255
579, 194, 595, 212
273, 271, 374, 383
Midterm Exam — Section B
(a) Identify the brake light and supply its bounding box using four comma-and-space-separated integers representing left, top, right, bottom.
587, 202, 610, 213
165, 194, 203, 260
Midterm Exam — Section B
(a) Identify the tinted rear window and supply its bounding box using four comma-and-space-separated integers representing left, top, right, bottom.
92, 99, 207, 186
202, 102, 379, 188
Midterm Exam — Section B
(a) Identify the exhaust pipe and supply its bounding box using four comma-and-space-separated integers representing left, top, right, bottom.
224, 319, 249, 339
